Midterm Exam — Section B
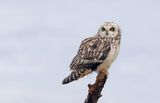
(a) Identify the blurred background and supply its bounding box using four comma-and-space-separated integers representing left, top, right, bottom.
0, 0, 160, 103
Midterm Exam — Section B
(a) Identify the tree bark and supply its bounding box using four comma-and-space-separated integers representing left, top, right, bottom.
84, 69, 108, 103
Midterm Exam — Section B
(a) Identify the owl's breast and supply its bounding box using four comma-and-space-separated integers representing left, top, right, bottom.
97, 44, 120, 72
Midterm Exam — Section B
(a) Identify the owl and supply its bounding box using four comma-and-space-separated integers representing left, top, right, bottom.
62, 22, 121, 84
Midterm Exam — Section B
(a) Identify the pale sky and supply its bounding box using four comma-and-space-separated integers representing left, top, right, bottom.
0, 0, 160, 103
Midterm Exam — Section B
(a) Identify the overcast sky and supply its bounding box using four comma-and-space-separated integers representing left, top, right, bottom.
0, 0, 160, 103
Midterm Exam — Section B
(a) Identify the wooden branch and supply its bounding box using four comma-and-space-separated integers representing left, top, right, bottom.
84, 69, 108, 103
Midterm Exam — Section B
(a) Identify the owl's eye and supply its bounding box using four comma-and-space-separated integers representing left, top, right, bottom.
101, 27, 106, 31
109, 27, 115, 32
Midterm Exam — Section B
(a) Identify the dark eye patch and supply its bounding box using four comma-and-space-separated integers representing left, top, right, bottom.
109, 27, 115, 32
101, 27, 106, 31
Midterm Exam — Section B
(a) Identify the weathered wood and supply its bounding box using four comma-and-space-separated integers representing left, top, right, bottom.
84, 69, 108, 103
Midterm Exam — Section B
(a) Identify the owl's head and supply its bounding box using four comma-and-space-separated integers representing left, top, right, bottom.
98, 22, 121, 38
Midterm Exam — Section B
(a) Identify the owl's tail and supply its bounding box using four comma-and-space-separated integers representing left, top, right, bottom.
62, 69, 92, 85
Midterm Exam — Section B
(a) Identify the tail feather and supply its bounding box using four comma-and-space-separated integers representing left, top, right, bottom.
62, 69, 92, 85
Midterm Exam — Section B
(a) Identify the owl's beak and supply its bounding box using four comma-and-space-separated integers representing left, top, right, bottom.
106, 31, 108, 35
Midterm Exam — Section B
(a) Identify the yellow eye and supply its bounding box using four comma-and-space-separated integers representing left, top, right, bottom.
109, 27, 115, 32
101, 27, 106, 31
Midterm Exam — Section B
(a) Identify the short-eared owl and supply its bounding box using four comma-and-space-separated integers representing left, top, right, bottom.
62, 22, 121, 84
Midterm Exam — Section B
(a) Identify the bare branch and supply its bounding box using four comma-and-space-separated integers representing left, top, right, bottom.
84, 69, 108, 103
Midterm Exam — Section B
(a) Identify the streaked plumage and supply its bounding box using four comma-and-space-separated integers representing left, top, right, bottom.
62, 22, 121, 84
